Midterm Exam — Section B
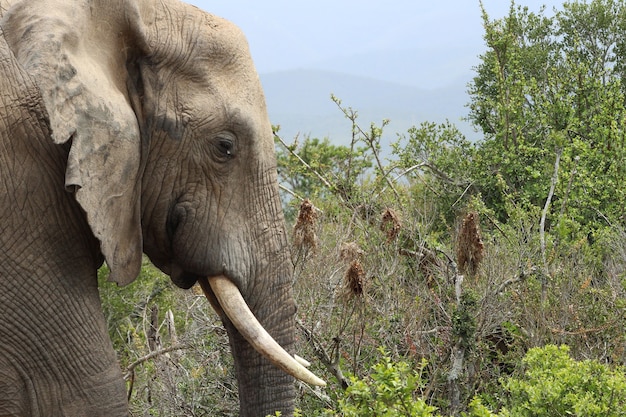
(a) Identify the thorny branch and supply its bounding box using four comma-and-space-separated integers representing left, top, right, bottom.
296, 318, 350, 390
274, 132, 344, 203
331, 95, 401, 202
124, 343, 193, 401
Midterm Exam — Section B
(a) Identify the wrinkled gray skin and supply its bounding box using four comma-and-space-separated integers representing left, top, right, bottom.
0, 0, 297, 416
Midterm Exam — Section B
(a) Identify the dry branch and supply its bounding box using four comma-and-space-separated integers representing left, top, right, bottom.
274, 132, 343, 202
296, 319, 350, 389
124, 343, 193, 381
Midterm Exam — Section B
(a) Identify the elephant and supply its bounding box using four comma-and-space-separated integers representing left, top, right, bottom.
0, 0, 324, 416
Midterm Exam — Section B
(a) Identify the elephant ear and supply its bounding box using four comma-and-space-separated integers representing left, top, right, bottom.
3, 2, 148, 285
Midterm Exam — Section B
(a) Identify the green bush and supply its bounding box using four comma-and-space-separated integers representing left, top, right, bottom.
467, 345, 626, 417
325, 348, 438, 417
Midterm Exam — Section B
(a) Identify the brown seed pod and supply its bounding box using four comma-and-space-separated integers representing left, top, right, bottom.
456, 211, 484, 278
343, 259, 365, 298
380, 207, 401, 242
293, 199, 318, 252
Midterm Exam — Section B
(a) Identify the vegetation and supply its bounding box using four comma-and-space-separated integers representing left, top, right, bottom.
326, 348, 438, 417
98, 0, 626, 415
467, 345, 626, 417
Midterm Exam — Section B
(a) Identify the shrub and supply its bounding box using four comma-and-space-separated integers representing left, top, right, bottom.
467, 345, 626, 417
326, 347, 438, 417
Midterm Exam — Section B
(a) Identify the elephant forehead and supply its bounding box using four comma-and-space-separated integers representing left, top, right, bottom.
196, 11, 252, 62
147, 4, 254, 76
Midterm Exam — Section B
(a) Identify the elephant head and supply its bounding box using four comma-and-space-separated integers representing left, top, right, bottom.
0, 0, 323, 416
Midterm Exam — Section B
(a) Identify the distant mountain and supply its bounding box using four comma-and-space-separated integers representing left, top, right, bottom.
307, 47, 480, 90
260, 69, 478, 148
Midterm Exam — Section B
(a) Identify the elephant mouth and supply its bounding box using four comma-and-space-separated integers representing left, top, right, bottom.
198, 275, 326, 387
170, 268, 201, 290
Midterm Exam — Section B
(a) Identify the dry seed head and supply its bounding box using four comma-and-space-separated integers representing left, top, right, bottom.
339, 241, 365, 263
343, 259, 365, 298
456, 211, 484, 277
381, 208, 401, 242
293, 199, 318, 252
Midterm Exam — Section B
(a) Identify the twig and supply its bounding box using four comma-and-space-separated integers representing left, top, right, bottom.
451, 181, 475, 208
296, 318, 350, 389
558, 155, 579, 219
274, 132, 343, 203
125, 342, 193, 401
391, 163, 426, 182
279, 183, 306, 203
331, 96, 400, 202
481, 211, 510, 241
415, 326, 446, 335
540, 147, 562, 302
376, 163, 426, 198
494, 266, 537, 294
591, 207, 613, 227
423, 162, 464, 185
540, 147, 562, 261
550, 316, 624, 335
124, 343, 192, 380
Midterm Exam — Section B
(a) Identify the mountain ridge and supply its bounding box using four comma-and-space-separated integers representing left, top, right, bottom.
260, 69, 477, 145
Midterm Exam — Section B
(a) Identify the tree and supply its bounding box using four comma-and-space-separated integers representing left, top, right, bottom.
275, 135, 371, 204
468, 0, 626, 234
468, 345, 626, 417
391, 120, 475, 227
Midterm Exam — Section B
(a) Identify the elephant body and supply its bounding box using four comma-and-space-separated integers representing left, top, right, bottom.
0, 33, 127, 415
0, 1, 321, 415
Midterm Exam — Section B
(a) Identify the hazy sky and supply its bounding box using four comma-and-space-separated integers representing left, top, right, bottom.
187, 0, 566, 82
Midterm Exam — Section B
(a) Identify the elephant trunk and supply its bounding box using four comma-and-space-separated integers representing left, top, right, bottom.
229, 292, 297, 417
201, 276, 324, 386
196, 161, 325, 416
199, 272, 323, 416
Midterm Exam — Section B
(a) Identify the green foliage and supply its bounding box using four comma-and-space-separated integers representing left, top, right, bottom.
468, 0, 626, 232
391, 121, 475, 226
280, 85, 626, 416
328, 348, 438, 417
452, 291, 478, 351
99, 260, 239, 416
98, 260, 176, 360
467, 345, 626, 417
275, 134, 372, 203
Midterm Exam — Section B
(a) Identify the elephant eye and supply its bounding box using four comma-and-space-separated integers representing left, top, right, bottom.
214, 134, 236, 160
219, 139, 233, 156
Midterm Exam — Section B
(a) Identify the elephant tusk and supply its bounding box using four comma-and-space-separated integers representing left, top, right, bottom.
200, 275, 326, 387
294, 354, 311, 368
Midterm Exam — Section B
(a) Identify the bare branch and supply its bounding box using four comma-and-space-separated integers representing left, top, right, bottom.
540, 147, 562, 261
275, 132, 343, 202
124, 343, 193, 381
279, 183, 306, 203
494, 266, 537, 295
296, 319, 350, 390
331, 96, 400, 202
451, 181, 475, 208
415, 326, 446, 335
376, 163, 426, 197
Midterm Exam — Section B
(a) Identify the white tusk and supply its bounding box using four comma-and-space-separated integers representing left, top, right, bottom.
294, 354, 311, 368
202, 275, 326, 387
